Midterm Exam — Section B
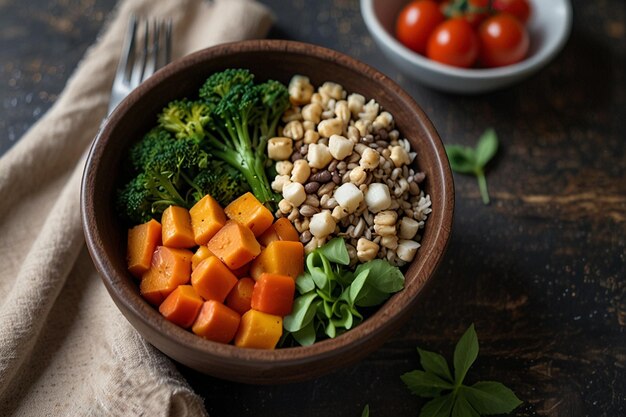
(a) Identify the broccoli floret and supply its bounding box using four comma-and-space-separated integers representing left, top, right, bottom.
116, 173, 153, 224
199, 68, 254, 104
158, 99, 211, 141
117, 127, 211, 223
197, 69, 290, 209
190, 162, 250, 207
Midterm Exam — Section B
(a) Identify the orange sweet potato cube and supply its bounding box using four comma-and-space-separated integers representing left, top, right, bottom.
224, 192, 274, 237
234, 309, 282, 349
158, 285, 204, 328
127, 219, 162, 278
250, 240, 304, 280
161, 205, 196, 248
192, 300, 241, 344
251, 273, 296, 317
189, 194, 227, 245
207, 220, 261, 270
191, 256, 238, 302
140, 246, 193, 305
191, 245, 214, 270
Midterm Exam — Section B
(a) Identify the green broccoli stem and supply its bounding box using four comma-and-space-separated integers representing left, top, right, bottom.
204, 131, 276, 209
152, 172, 188, 207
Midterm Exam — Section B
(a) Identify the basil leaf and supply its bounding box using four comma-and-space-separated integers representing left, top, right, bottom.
462, 382, 522, 414
418, 348, 454, 383
452, 392, 480, 417
332, 303, 354, 330
307, 254, 329, 291
355, 259, 404, 293
325, 320, 336, 338
292, 320, 316, 346
419, 394, 454, 417
354, 285, 391, 307
295, 272, 315, 294
445, 145, 477, 174
361, 404, 370, 417
401, 370, 454, 397
317, 237, 350, 265
323, 300, 333, 318
349, 269, 370, 305
283, 292, 318, 332
474, 128, 498, 168
453, 324, 479, 384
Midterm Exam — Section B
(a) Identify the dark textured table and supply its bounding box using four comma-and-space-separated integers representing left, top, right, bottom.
1, 0, 625, 416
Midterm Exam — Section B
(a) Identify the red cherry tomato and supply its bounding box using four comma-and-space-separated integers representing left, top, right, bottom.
493, 0, 532, 24
478, 13, 530, 67
395, 0, 445, 55
426, 18, 480, 68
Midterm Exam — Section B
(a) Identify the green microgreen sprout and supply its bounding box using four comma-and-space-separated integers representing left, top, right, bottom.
445, 128, 499, 205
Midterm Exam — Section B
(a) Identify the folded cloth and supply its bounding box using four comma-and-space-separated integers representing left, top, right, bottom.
0, 0, 273, 415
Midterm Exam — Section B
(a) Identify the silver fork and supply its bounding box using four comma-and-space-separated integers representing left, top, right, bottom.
108, 15, 172, 115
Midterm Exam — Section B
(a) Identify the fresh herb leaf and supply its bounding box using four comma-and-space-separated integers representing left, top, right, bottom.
453, 324, 479, 385
401, 370, 454, 396
445, 129, 499, 205
284, 238, 404, 346
401, 324, 521, 417
318, 237, 350, 265
361, 404, 370, 417
418, 348, 454, 382
452, 393, 480, 417
292, 320, 316, 346
445, 145, 477, 174
462, 382, 523, 415
419, 394, 454, 417
283, 292, 319, 332
349, 269, 370, 305
295, 272, 316, 293
474, 129, 498, 167
355, 259, 405, 293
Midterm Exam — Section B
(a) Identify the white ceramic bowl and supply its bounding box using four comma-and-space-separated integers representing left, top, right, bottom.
360, 0, 573, 94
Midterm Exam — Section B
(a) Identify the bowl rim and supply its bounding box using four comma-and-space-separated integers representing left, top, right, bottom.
81, 39, 454, 373
360, 0, 573, 80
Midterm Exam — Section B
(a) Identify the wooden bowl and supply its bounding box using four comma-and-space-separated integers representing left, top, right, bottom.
81, 40, 454, 384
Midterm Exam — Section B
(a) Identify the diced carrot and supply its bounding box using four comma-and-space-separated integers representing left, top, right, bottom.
192, 245, 214, 270
191, 256, 238, 302
140, 246, 193, 305
234, 309, 283, 349
161, 205, 196, 248
251, 273, 296, 316
158, 285, 203, 328
258, 217, 300, 247
272, 217, 300, 242
127, 219, 162, 278
226, 277, 255, 315
250, 240, 304, 280
192, 300, 241, 344
207, 220, 261, 270
189, 194, 227, 245
224, 192, 274, 237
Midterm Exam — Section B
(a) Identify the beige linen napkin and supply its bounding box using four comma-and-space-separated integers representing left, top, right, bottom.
0, 0, 273, 415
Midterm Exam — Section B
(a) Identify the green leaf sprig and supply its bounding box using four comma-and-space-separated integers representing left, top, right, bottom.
445, 129, 498, 205
283, 238, 405, 346
401, 324, 522, 417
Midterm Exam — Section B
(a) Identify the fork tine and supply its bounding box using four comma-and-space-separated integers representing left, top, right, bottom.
129, 19, 149, 87
164, 19, 172, 68
143, 19, 159, 77
108, 15, 173, 115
